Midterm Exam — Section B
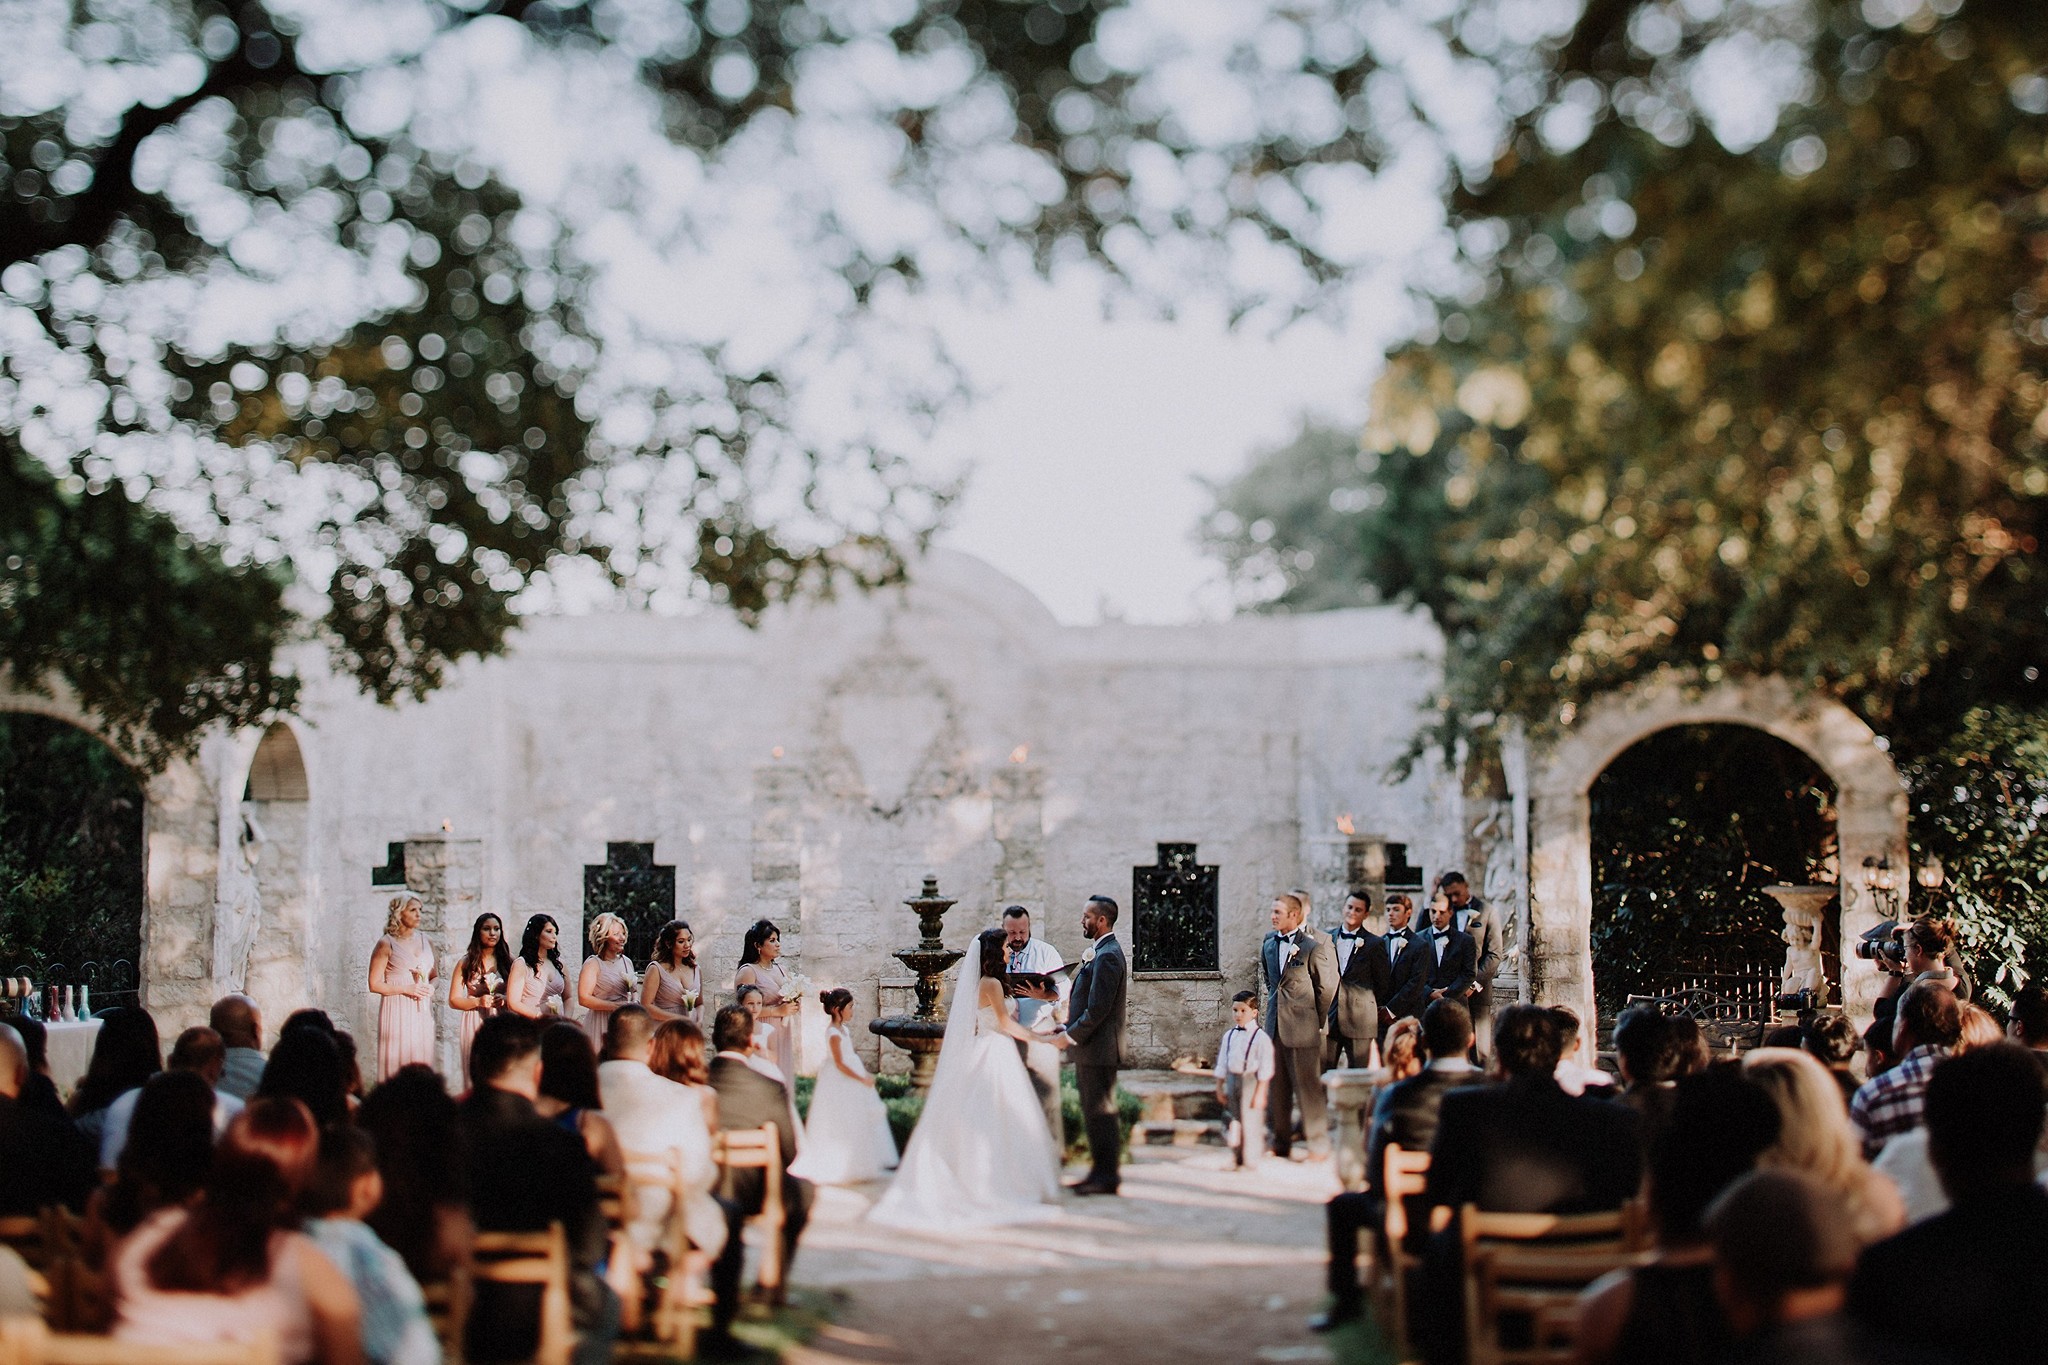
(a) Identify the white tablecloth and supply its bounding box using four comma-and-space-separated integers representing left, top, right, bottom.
43, 1018, 102, 1097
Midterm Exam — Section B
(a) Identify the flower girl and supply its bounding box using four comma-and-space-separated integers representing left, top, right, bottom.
790, 989, 898, 1184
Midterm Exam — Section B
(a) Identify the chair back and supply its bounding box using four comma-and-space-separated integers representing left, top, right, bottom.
0, 1319, 279, 1365
1458, 1207, 1638, 1365
448, 1223, 574, 1365
713, 1125, 784, 1292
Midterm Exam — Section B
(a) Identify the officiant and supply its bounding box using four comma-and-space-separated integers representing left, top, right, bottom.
1002, 905, 1067, 1148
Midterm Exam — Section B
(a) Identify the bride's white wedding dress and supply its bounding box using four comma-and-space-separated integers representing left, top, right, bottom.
868, 959, 1062, 1232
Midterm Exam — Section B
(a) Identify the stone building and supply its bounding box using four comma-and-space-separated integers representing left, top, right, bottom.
6, 549, 1925, 1073
15, 552, 1492, 1072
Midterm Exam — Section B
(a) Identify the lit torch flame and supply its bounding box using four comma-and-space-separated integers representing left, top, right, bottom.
1336, 813, 1356, 836
1009, 745, 1030, 764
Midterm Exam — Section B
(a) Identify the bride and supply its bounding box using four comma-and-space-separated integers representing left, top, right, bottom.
868, 926, 1063, 1231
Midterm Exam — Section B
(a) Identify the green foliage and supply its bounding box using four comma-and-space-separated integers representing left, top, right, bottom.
1205, 0, 2048, 983
1590, 725, 1836, 1013
0, 713, 144, 978
1904, 706, 2048, 1004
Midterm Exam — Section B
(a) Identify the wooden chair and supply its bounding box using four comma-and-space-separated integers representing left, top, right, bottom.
0, 1318, 279, 1365
712, 1126, 784, 1298
617, 1147, 699, 1355
1465, 1245, 1645, 1365
447, 1223, 575, 1365
1457, 1206, 1637, 1365
1370, 1144, 1446, 1358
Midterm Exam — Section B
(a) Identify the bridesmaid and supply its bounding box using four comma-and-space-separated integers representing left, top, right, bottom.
735, 918, 799, 1082
640, 919, 703, 1025
506, 914, 569, 1021
577, 912, 638, 1049
448, 911, 511, 1088
369, 894, 437, 1080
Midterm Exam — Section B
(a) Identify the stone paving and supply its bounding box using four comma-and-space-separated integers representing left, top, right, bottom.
781, 1147, 1339, 1364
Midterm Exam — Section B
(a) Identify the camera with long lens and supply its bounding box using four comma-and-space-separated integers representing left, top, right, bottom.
1854, 921, 1908, 964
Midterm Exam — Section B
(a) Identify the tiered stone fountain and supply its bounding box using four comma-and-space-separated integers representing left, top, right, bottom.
868, 874, 965, 1096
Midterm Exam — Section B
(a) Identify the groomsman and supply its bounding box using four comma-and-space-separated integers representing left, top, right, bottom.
1261, 891, 1339, 1161
1438, 871, 1504, 1057
1000, 904, 1066, 1149
1421, 891, 1479, 1008
1325, 891, 1394, 1070
1381, 893, 1430, 1027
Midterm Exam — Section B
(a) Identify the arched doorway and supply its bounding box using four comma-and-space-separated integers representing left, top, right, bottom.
0, 712, 145, 1008
1528, 677, 1910, 1032
1590, 724, 1837, 1021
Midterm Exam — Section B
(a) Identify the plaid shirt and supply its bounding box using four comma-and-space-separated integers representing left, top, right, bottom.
1851, 1044, 1951, 1159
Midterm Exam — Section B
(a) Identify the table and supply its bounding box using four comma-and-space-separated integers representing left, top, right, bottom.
43, 1018, 102, 1097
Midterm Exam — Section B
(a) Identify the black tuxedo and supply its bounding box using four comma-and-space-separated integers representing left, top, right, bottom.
1325, 928, 1394, 1069
708, 1055, 813, 1276
1849, 1183, 2048, 1364
1382, 928, 1430, 1022
1419, 927, 1478, 1001
1065, 932, 1130, 1189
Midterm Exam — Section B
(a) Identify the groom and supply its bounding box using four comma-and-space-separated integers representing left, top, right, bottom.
1050, 894, 1128, 1196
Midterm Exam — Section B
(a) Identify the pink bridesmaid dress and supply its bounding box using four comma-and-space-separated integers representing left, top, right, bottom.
376, 931, 437, 1080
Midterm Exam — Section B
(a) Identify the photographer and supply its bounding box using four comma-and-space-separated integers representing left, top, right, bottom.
1867, 917, 1969, 1047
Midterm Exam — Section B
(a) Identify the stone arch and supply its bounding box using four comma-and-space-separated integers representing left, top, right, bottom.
229, 721, 318, 1022
1527, 676, 1909, 1032
0, 685, 222, 1033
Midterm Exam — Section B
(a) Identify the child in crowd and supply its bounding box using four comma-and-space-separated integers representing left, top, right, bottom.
1214, 991, 1275, 1169
789, 989, 899, 1184
303, 1126, 440, 1365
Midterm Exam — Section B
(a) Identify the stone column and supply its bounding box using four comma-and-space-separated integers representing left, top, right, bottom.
403, 833, 484, 1080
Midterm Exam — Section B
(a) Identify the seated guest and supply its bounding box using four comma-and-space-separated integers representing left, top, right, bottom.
1576, 1066, 1781, 1365
303, 1126, 438, 1365
112, 1097, 364, 1365
211, 994, 268, 1101
1705, 1170, 1876, 1365
1312, 999, 1480, 1333
459, 1014, 617, 1365
1612, 1007, 1682, 1137
101, 1025, 244, 1170
0, 1021, 96, 1214
260, 1025, 352, 1129
1850, 982, 1960, 1158
357, 1064, 468, 1286
1429, 1003, 1643, 1213
707, 1004, 812, 1306
2010, 982, 2048, 1079
1417, 1005, 1642, 1364
534, 1022, 628, 1187
94, 1070, 218, 1241
1552, 1007, 1614, 1096
1802, 1015, 1864, 1110
1850, 1044, 2048, 1362
68, 1004, 161, 1146
599, 1008, 742, 1342
0, 1017, 65, 1118
1740, 1048, 1904, 1243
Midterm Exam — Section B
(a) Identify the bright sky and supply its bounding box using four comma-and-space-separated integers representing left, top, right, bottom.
924, 273, 1388, 625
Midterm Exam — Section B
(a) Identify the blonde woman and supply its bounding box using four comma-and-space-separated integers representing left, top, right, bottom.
368, 894, 437, 1079
1740, 1047, 1905, 1243
578, 912, 638, 1049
